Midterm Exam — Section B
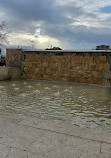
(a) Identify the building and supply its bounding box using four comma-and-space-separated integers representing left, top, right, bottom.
45, 47, 62, 50
96, 45, 110, 50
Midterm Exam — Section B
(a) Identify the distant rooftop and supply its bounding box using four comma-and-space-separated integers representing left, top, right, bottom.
23, 49, 111, 53
96, 45, 110, 50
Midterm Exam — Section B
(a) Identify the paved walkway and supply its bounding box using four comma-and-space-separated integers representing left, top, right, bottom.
0, 112, 111, 158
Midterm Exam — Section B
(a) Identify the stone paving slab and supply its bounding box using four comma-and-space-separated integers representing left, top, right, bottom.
0, 119, 43, 150
0, 144, 45, 158
0, 112, 111, 158
27, 132, 100, 157
18, 114, 111, 144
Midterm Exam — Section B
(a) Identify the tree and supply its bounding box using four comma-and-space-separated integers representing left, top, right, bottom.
0, 21, 8, 47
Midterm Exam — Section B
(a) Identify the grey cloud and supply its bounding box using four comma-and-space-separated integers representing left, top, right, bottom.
43, 22, 111, 47
0, 0, 62, 23
0, 0, 73, 33
0, 0, 111, 49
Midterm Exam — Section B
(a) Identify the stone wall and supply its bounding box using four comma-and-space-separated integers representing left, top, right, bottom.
0, 67, 21, 80
6, 49, 24, 67
6, 49, 111, 85
0, 67, 11, 80
25, 54, 109, 85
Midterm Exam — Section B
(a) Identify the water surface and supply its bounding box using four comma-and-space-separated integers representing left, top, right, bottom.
0, 80, 111, 131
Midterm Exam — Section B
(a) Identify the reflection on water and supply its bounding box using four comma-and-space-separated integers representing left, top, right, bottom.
0, 80, 111, 131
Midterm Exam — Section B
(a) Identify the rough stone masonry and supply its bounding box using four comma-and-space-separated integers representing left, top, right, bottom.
6, 49, 111, 86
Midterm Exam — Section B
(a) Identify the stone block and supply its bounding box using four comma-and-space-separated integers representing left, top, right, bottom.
90, 64, 97, 70
35, 68, 39, 73
46, 68, 52, 75
83, 57, 93, 63
94, 56, 106, 64
61, 77, 69, 82
43, 62, 48, 68
43, 74, 49, 80
62, 71, 70, 77
92, 71, 101, 78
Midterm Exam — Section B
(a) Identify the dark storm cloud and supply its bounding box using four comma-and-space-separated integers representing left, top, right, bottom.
0, 0, 67, 24
0, 0, 75, 35
0, 0, 54, 20
0, 0, 84, 35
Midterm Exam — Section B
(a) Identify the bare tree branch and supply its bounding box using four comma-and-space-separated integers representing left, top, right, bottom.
0, 21, 8, 47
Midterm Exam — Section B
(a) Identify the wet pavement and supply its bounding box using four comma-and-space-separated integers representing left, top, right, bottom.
0, 112, 111, 158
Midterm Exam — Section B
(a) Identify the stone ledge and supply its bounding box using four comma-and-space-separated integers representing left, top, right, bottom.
0, 67, 22, 80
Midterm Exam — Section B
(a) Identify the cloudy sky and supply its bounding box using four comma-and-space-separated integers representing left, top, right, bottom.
0, 0, 111, 50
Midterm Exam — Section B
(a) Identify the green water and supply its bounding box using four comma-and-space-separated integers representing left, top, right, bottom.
0, 80, 111, 131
